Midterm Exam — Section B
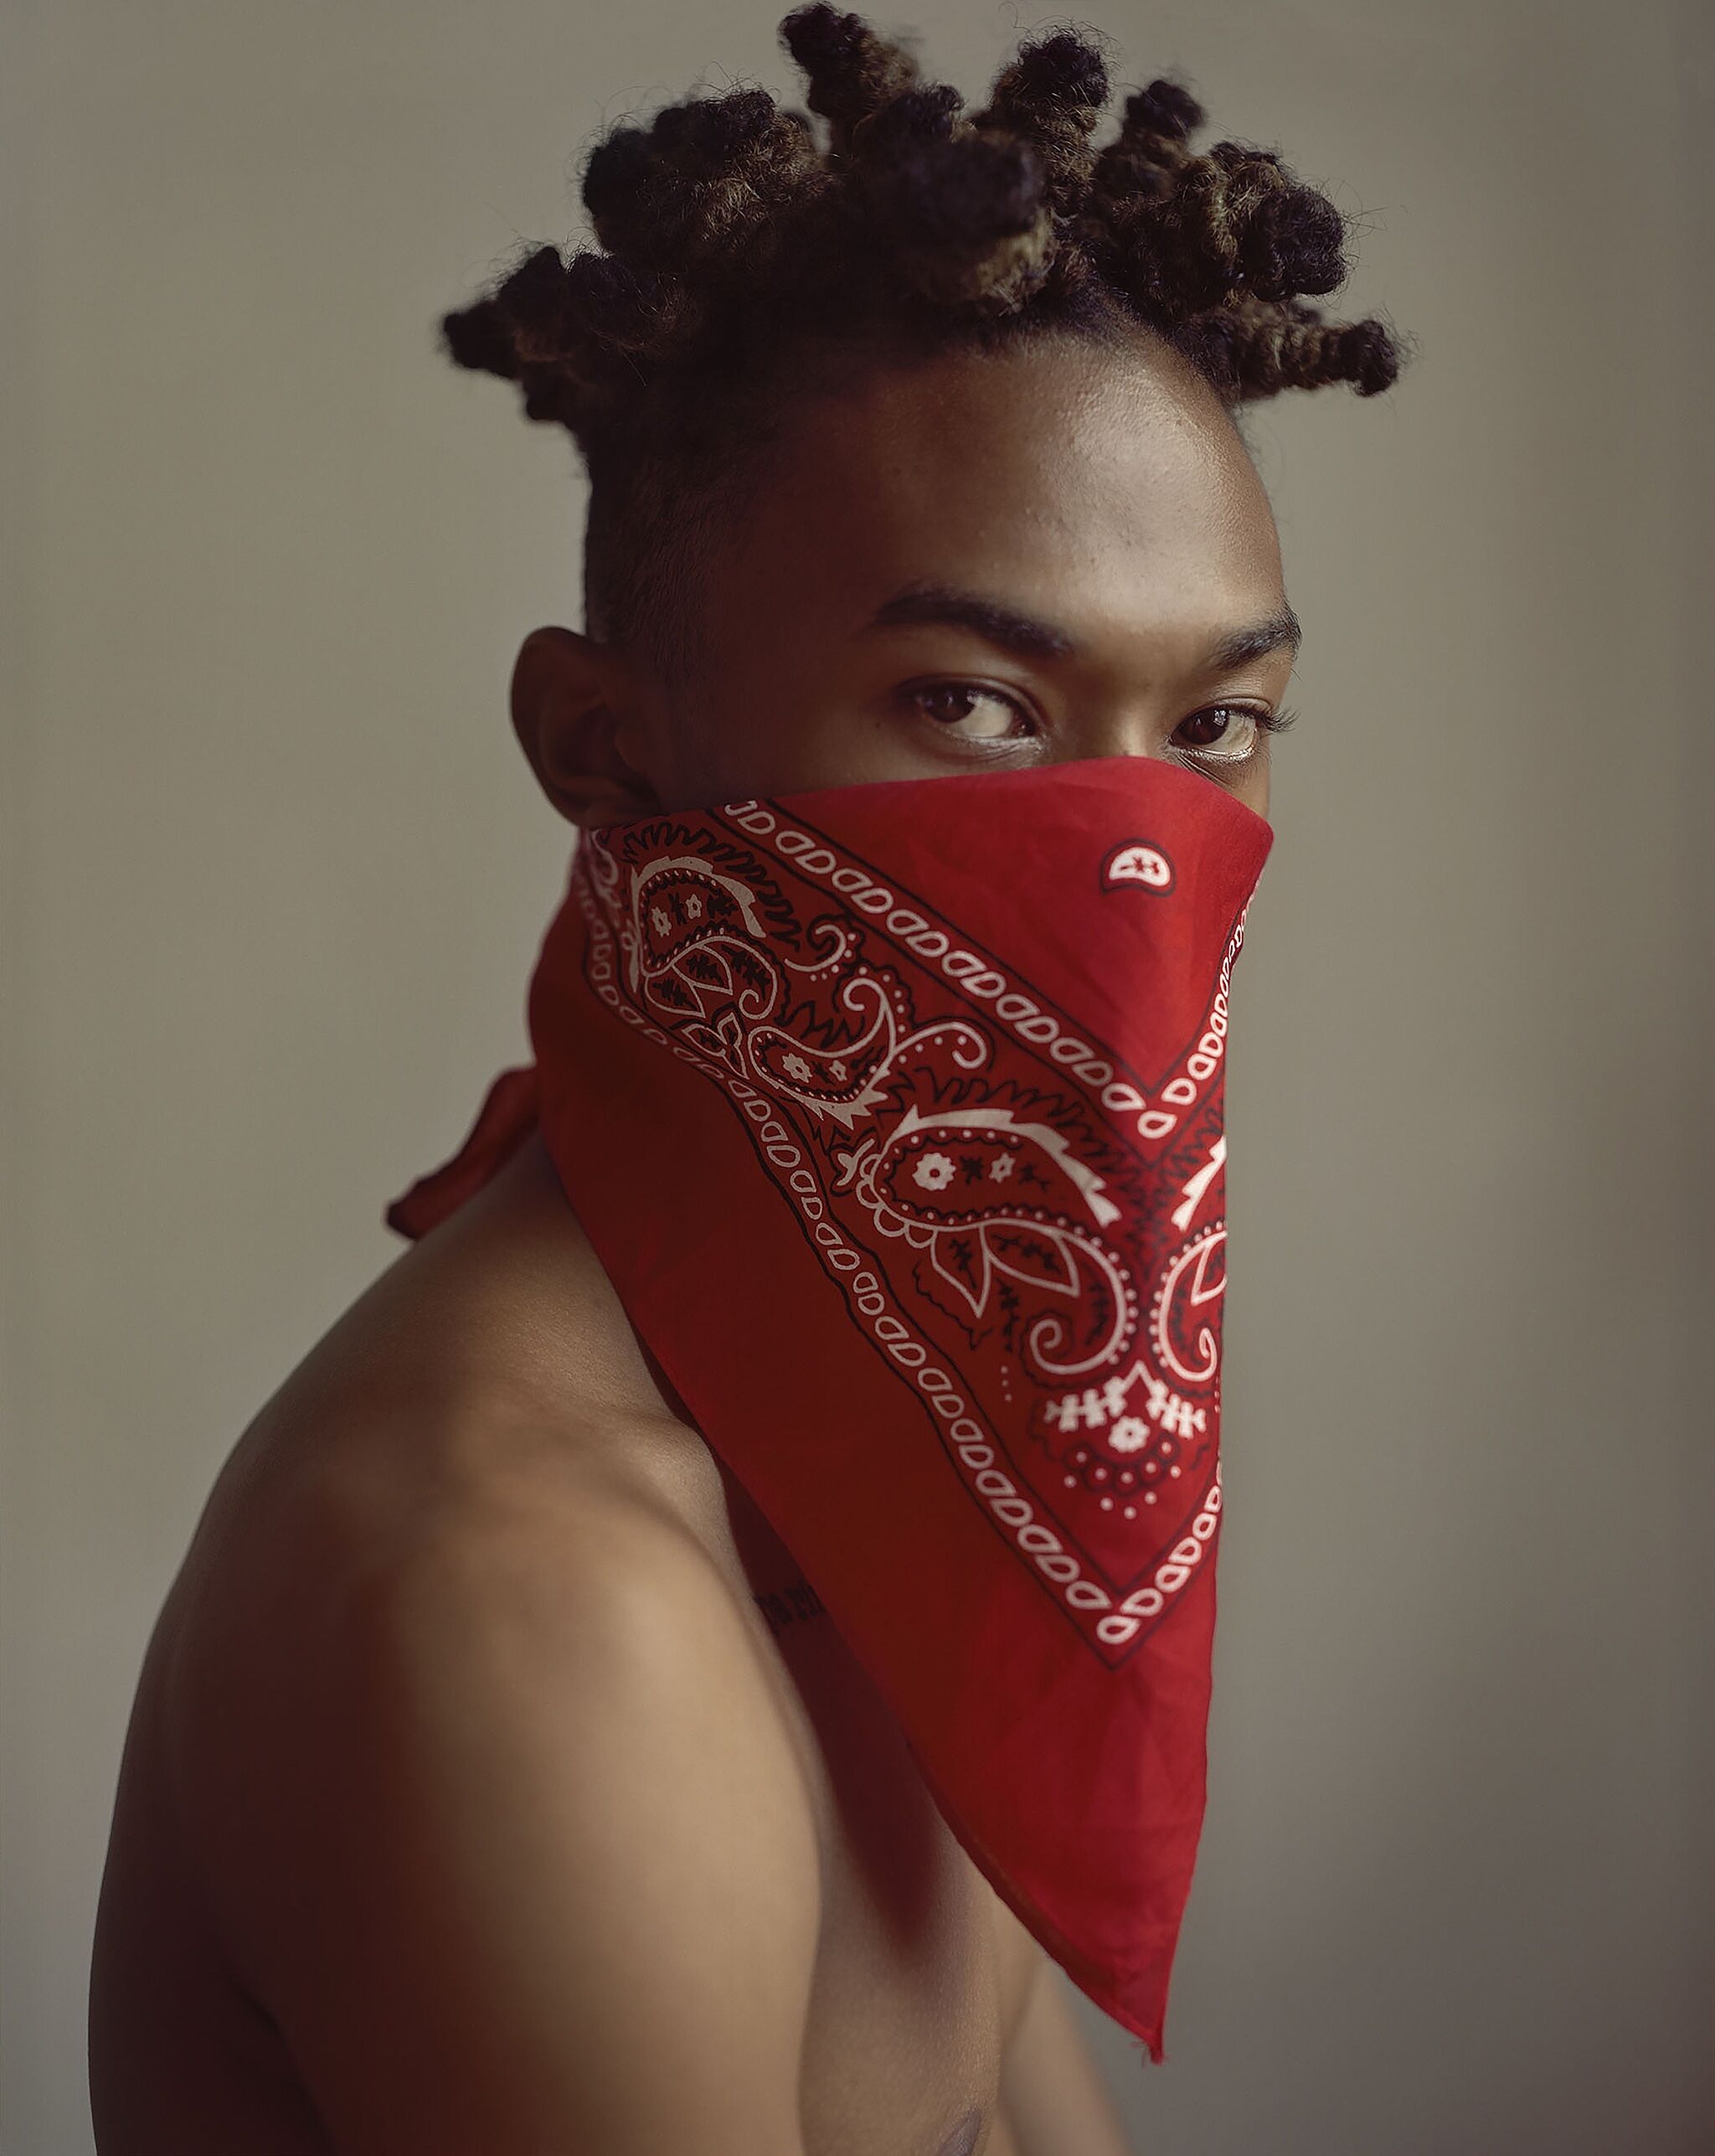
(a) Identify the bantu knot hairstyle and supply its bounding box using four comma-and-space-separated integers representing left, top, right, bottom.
441, 8, 1412, 683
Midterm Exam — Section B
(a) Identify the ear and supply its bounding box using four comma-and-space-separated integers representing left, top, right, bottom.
509, 625, 662, 828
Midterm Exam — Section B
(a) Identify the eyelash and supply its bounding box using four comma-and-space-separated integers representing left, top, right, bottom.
904, 683, 1299, 762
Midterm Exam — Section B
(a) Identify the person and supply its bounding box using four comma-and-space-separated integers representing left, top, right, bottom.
87, 9, 1407, 2151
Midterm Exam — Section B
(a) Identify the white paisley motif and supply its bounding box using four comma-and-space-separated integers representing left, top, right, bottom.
1153, 1225, 1226, 1387
834, 1103, 1133, 1380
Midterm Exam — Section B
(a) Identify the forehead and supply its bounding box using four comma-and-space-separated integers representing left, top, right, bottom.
694, 333, 1285, 671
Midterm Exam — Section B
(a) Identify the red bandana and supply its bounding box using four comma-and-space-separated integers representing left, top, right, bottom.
384, 754, 1272, 2061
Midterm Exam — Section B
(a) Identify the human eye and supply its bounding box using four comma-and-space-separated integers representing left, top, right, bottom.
903, 680, 1038, 747
1171, 703, 1298, 767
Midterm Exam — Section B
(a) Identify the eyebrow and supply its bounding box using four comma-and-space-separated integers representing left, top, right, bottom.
861, 580, 1302, 673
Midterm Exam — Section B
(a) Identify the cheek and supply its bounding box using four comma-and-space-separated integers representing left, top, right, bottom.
658, 698, 805, 804
677, 699, 959, 806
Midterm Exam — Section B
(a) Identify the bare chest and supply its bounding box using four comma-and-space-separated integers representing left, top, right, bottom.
708, 1469, 1033, 2156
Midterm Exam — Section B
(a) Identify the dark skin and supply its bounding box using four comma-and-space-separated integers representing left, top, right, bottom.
512, 328, 1295, 833
88, 328, 1294, 2156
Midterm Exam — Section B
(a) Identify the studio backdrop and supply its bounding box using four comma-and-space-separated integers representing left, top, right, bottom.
3, 3, 1710, 2152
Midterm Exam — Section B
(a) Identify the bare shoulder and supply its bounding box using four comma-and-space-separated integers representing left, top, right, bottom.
163, 1381, 803, 1859
157, 1115, 749, 1821
143, 1129, 821, 2149
158, 1384, 819, 2153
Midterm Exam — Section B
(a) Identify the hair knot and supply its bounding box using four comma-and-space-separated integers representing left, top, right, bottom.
437, 10, 1409, 677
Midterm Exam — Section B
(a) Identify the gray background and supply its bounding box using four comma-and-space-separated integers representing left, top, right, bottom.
3, 2, 1711, 2151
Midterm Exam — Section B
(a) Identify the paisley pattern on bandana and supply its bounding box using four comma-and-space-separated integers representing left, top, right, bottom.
576, 800, 1249, 1663
384, 756, 1274, 2062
